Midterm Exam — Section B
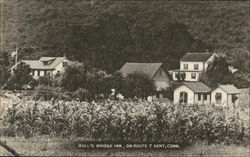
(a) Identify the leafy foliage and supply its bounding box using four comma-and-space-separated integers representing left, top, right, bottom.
2, 1, 249, 86
2, 1, 215, 73
2, 99, 249, 145
121, 72, 156, 99
5, 62, 34, 90
60, 62, 92, 91
0, 52, 10, 88
226, 48, 250, 73
200, 55, 250, 88
199, 56, 234, 87
37, 75, 53, 86
0, 66, 10, 89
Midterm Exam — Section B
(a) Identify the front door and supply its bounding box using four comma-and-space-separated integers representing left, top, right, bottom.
180, 92, 188, 104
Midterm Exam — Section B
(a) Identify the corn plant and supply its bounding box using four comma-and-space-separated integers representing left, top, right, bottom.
2, 98, 249, 145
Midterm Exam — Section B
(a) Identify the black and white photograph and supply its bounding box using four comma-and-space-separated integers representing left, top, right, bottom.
0, 0, 249, 156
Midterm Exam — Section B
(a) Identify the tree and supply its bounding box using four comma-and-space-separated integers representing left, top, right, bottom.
0, 65, 10, 89
121, 72, 155, 99
200, 56, 234, 87
0, 52, 10, 88
2, 1, 210, 73
226, 48, 250, 73
5, 62, 34, 90
110, 72, 125, 96
60, 62, 95, 91
60, 63, 86, 92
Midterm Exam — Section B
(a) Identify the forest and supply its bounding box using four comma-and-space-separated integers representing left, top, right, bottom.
1, 0, 249, 75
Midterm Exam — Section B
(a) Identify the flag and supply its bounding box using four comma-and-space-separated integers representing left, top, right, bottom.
11, 50, 17, 58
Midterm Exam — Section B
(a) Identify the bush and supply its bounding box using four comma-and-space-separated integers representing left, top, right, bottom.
38, 76, 53, 86
72, 88, 92, 101
2, 99, 249, 144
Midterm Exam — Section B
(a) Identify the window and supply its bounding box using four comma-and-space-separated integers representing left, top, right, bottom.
204, 94, 208, 101
184, 64, 188, 70
43, 61, 49, 65
180, 72, 186, 80
180, 92, 188, 104
215, 93, 222, 104
194, 64, 199, 70
63, 62, 68, 67
191, 73, 196, 79
198, 94, 201, 101
232, 94, 238, 103
175, 73, 179, 79
31, 70, 34, 76
38, 70, 40, 76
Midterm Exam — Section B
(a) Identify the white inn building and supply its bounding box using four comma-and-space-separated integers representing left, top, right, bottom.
172, 53, 216, 81
10, 57, 71, 79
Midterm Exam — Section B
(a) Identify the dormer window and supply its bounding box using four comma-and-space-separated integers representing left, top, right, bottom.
43, 61, 49, 65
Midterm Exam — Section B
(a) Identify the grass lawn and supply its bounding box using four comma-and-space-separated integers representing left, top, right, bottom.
0, 136, 249, 156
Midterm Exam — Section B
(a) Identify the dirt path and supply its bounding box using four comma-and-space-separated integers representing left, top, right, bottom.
0, 146, 14, 156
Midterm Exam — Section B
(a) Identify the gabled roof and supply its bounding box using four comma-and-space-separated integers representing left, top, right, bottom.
180, 53, 214, 62
119, 63, 164, 78
181, 82, 212, 93
11, 57, 67, 70
218, 85, 241, 94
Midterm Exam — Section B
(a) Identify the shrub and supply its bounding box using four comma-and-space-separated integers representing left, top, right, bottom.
72, 88, 92, 101
38, 76, 53, 86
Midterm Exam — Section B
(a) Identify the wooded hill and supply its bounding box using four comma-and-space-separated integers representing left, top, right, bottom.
1, 1, 249, 74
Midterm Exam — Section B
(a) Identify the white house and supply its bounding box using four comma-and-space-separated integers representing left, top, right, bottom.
174, 82, 212, 104
211, 85, 241, 106
172, 52, 216, 81
10, 57, 71, 79
119, 63, 171, 101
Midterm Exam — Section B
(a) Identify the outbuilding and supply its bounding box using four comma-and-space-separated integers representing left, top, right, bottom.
211, 85, 241, 106
174, 82, 212, 104
119, 62, 171, 101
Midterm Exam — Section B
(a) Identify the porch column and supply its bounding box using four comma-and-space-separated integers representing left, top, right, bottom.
201, 94, 204, 104
194, 93, 196, 104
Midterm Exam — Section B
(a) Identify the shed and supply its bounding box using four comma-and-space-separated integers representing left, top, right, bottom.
174, 82, 211, 104
211, 85, 241, 105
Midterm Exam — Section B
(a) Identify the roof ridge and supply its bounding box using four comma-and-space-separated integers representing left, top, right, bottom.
21, 59, 38, 61
186, 52, 213, 54
124, 62, 163, 64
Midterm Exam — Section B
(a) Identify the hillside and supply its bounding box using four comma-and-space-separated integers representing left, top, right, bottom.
1, 1, 249, 73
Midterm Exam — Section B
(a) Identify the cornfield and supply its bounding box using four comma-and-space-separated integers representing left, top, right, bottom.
2, 98, 249, 145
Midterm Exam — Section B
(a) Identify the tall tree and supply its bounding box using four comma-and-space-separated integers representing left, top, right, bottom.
5, 62, 34, 90
200, 56, 234, 87
121, 72, 156, 99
